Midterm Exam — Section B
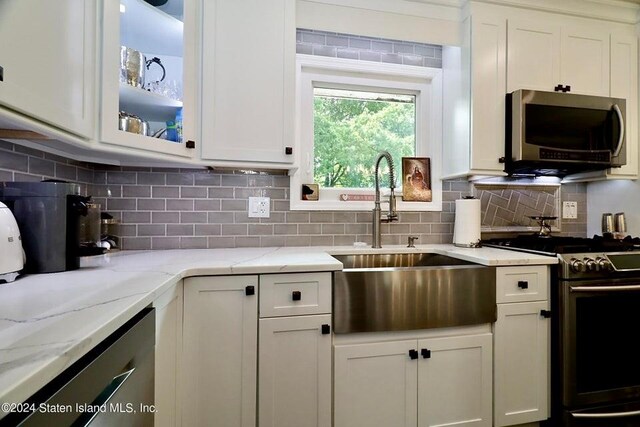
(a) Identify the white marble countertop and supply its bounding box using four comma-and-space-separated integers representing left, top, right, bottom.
0, 244, 556, 416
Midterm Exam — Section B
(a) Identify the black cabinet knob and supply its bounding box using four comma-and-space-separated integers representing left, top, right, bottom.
285, 146, 293, 155
186, 140, 196, 149
245, 285, 255, 296
554, 84, 571, 93
409, 349, 419, 360
0, 65, 4, 82
421, 348, 431, 359
517, 280, 529, 289
292, 290, 301, 301
321, 324, 331, 334
540, 309, 552, 318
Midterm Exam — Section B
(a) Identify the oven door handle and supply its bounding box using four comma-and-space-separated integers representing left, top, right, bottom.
572, 409, 640, 419
612, 103, 625, 158
571, 284, 640, 292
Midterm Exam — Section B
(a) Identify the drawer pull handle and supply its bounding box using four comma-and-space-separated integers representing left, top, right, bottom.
517, 280, 529, 289
421, 348, 431, 359
292, 290, 302, 301
245, 285, 255, 296
409, 349, 419, 360
540, 310, 552, 318
321, 324, 331, 334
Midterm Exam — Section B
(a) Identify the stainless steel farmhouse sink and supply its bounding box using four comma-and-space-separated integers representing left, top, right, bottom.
332, 253, 496, 334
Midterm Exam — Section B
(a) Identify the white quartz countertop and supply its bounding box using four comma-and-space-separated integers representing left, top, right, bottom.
0, 244, 556, 415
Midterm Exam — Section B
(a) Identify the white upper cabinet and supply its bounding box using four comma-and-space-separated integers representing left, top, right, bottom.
560, 27, 610, 97
443, 12, 507, 178
507, 20, 610, 96
445, 1, 638, 181
507, 20, 560, 93
0, 0, 96, 139
607, 34, 639, 179
200, 0, 296, 165
99, 0, 196, 159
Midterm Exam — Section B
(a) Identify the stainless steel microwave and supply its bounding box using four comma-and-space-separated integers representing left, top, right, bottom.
505, 89, 626, 176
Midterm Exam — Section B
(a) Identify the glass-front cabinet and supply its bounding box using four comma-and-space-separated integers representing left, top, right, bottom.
100, 0, 197, 159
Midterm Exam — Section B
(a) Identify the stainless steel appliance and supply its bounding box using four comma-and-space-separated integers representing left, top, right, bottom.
0, 201, 24, 283
2, 307, 155, 426
0, 181, 90, 273
484, 235, 640, 425
506, 89, 626, 176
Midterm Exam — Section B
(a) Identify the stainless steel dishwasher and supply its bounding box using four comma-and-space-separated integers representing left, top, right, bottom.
2, 307, 155, 427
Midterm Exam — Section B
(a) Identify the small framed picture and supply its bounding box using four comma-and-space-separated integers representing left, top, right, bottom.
302, 184, 319, 201
402, 157, 432, 202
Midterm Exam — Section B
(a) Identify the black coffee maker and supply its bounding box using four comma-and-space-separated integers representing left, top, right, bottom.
0, 181, 91, 273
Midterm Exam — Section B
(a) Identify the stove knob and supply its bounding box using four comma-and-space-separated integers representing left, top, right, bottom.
570, 258, 585, 273
583, 257, 597, 272
595, 257, 612, 271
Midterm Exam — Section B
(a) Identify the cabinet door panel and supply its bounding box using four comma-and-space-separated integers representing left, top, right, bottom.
494, 302, 549, 426
201, 0, 295, 163
183, 276, 258, 427
507, 20, 560, 92
609, 34, 638, 178
418, 333, 492, 427
334, 340, 418, 427
259, 315, 331, 427
0, 0, 95, 138
560, 28, 609, 96
154, 283, 183, 427
470, 16, 506, 173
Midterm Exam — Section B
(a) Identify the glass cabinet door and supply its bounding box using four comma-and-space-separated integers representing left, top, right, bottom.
101, 0, 196, 158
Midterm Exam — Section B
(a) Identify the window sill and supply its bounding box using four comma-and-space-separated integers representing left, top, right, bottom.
290, 194, 442, 212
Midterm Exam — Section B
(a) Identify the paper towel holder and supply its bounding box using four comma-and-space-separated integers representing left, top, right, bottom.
453, 196, 482, 248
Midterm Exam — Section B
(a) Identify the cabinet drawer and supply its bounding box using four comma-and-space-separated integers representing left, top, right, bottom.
260, 272, 331, 317
496, 266, 548, 303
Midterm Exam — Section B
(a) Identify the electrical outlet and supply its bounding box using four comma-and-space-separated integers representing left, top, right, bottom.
562, 201, 577, 219
248, 197, 270, 218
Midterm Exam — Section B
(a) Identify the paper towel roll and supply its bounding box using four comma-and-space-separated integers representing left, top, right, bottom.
453, 198, 481, 248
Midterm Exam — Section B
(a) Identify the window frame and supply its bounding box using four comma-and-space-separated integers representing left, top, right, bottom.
291, 54, 443, 211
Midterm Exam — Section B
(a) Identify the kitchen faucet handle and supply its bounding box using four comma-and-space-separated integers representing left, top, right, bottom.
407, 236, 419, 248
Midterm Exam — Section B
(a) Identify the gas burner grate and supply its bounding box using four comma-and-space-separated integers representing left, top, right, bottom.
482, 234, 640, 255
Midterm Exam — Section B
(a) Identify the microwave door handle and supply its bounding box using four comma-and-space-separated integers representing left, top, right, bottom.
612, 103, 625, 158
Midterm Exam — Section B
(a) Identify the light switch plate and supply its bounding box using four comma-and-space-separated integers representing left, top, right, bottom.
562, 201, 577, 219
248, 197, 270, 218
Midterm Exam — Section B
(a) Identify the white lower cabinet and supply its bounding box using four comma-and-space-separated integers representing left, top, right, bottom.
258, 314, 332, 427
494, 302, 550, 427
182, 275, 258, 427
153, 283, 184, 427
334, 332, 492, 427
334, 340, 418, 427
494, 266, 550, 426
418, 334, 493, 427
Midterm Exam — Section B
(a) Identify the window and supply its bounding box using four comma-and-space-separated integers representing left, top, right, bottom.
314, 88, 416, 189
292, 55, 442, 211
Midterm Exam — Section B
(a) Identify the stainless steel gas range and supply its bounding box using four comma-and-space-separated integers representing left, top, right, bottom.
485, 236, 640, 426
